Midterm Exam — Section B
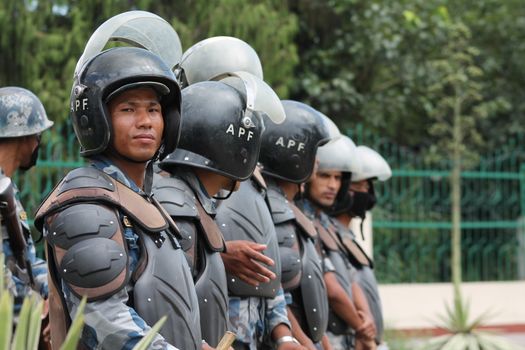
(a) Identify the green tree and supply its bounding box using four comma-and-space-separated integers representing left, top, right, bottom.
290, 0, 515, 157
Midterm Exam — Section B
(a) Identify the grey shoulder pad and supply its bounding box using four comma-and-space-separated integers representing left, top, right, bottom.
57, 167, 115, 194
45, 202, 129, 301
267, 186, 295, 224
152, 174, 199, 218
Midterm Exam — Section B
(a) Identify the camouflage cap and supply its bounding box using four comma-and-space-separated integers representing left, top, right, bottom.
0, 87, 53, 138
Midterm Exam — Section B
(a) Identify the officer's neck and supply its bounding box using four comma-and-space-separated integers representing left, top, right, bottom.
0, 139, 23, 177
275, 179, 298, 201
336, 213, 352, 227
193, 168, 232, 197
105, 154, 146, 189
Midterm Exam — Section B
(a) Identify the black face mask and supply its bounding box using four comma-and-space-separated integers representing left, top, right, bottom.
349, 180, 377, 219
19, 144, 40, 171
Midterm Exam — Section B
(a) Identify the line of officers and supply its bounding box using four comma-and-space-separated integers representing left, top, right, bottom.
0, 11, 393, 350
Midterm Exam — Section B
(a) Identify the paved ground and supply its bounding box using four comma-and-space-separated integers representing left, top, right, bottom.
503, 333, 525, 348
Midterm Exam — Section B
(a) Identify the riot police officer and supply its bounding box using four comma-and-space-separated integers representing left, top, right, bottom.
255, 100, 338, 350
35, 47, 203, 350
152, 77, 280, 347
0, 86, 53, 323
328, 145, 392, 349
175, 35, 297, 350
299, 134, 377, 350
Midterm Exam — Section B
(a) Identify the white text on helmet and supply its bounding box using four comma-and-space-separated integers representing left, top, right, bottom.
275, 137, 305, 151
226, 124, 254, 141
74, 98, 89, 111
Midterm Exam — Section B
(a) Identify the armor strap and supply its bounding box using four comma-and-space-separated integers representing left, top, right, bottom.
314, 220, 340, 252
45, 243, 69, 350
341, 236, 371, 267
194, 199, 225, 252
251, 166, 267, 190
36, 169, 169, 233
290, 203, 317, 239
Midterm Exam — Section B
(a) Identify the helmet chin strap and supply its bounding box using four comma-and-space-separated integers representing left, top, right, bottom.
106, 146, 159, 195
213, 179, 237, 200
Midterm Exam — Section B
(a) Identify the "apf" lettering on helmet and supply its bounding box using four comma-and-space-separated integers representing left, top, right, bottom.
275, 137, 305, 151
226, 124, 254, 141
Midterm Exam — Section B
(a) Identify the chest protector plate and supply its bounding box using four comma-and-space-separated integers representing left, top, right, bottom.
152, 174, 228, 346
35, 167, 201, 349
289, 235, 329, 343
215, 178, 281, 298
356, 266, 384, 343
267, 186, 301, 291
316, 220, 354, 335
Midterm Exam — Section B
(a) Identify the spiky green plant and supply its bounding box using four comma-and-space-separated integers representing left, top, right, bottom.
421, 293, 523, 350
0, 254, 165, 350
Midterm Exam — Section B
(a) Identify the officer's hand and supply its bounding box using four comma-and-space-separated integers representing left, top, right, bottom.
356, 310, 376, 341
221, 240, 276, 286
277, 342, 308, 350
201, 342, 215, 350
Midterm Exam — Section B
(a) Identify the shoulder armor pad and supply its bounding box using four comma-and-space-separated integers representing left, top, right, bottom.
57, 167, 115, 193
45, 203, 129, 301
342, 237, 372, 267
35, 167, 169, 234
315, 220, 339, 252
195, 200, 225, 252
291, 204, 317, 239
267, 186, 295, 224
152, 174, 199, 218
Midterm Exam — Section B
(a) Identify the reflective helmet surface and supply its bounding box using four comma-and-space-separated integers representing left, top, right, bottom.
179, 36, 263, 86
259, 100, 332, 183
70, 47, 181, 159
351, 146, 392, 182
317, 135, 361, 174
0, 87, 53, 138
159, 81, 265, 181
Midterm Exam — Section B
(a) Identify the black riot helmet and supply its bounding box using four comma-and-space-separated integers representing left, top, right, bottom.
259, 100, 332, 183
159, 81, 265, 181
70, 47, 181, 160
318, 135, 362, 215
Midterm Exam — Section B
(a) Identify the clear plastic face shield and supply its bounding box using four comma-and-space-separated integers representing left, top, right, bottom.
215, 71, 286, 125
74, 10, 183, 76
319, 113, 342, 144
351, 145, 392, 182
317, 135, 362, 174
178, 36, 264, 86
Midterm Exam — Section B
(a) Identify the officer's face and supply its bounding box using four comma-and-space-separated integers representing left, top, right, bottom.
18, 134, 40, 170
308, 170, 342, 207
108, 87, 163, 163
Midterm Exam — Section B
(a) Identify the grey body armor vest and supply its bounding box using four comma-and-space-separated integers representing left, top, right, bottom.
152, 174, 228, 347
315, 217, 354, 335
35, 167, 201, 350
333, 220, 383, 342
215, 173, 281, 298
267, 184, 329, 343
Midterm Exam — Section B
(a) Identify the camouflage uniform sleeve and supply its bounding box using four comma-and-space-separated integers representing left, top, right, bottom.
228, 296, 261, 348
26, 235, 48, 298
264, 287, 291, 335
64, 285, 179, 350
